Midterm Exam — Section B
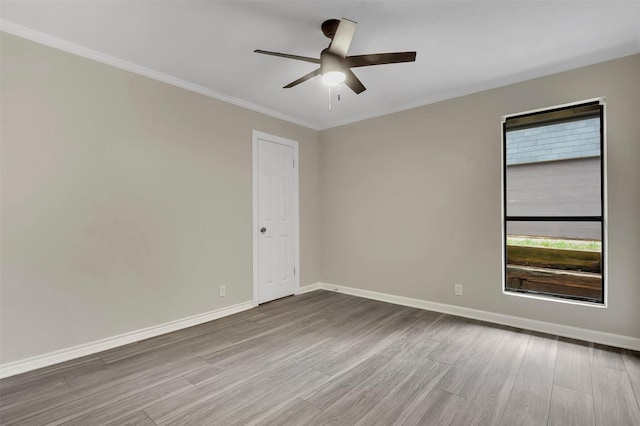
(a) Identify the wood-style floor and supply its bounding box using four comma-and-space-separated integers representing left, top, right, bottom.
1, 290, 639, 425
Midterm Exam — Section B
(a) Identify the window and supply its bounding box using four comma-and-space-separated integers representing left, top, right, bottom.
503, 100, 605, 304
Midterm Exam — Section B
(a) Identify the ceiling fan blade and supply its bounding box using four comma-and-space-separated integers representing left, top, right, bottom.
344, 69, 366, 94
347, 52, 417, 68
283, 68, 322, 88
328, 18, 357, 58
254, 49, 320, 64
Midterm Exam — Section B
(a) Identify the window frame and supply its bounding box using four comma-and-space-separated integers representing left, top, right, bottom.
501, 98, 607, 306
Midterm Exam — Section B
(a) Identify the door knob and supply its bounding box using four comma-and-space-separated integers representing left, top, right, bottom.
260, 227, 267, 234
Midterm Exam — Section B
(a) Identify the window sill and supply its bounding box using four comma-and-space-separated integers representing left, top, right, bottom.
503, 288, 607, 308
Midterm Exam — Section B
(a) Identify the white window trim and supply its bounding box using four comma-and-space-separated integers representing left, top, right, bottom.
500, 97, 608, 308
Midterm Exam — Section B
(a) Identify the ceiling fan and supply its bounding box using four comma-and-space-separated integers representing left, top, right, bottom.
254, 18, 417, 94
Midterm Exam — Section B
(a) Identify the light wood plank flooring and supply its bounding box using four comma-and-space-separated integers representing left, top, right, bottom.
1, 290, 639, 425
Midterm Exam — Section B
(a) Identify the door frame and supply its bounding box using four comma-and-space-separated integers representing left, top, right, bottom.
252, 130, 300, 306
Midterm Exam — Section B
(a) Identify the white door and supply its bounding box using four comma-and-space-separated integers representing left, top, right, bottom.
255, 134, 297, 303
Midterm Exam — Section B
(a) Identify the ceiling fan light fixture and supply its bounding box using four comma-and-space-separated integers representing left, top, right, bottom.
255, 17, 416, 95
320, 51, 345, 86
322, 70, 346, 85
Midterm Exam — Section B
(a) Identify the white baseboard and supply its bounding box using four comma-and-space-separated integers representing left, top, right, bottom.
0, 301, 254, 379
4, 283, 637, 379
296, 282, 322, 295
315, 282, 640, 351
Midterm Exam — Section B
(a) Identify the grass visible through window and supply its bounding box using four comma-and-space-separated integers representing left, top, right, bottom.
507, 236, 601, 251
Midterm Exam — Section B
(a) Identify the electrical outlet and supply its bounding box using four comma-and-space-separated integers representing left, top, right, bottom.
219, 285, 226, 297
454, 284, 462, 296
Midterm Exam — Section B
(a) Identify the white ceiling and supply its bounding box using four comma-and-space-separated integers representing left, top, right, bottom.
2, 1, 639, 130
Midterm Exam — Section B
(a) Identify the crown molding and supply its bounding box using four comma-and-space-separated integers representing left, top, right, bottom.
0, 19, 320, 131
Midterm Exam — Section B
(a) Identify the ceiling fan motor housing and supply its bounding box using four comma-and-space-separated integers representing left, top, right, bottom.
321, 19, 341, 39
320, 49, 345, 76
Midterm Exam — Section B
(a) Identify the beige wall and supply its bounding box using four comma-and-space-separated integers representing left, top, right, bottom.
2, 31, 638, 366
319, 54, 640, 339
0, 33, 320, 363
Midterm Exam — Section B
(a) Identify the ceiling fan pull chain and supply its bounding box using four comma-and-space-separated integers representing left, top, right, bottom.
338, 87, 341, 102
